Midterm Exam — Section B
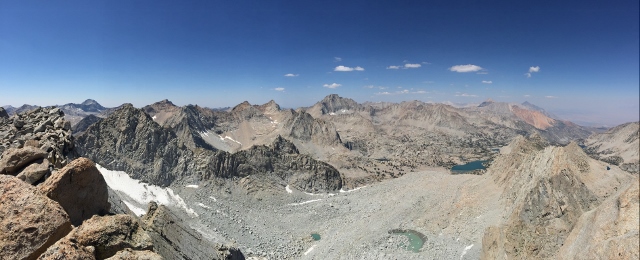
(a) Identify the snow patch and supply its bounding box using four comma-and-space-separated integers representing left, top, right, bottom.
339, 186, 366, 193
186, 184, 199, 188
219, 135, 242, 145
151, 115, 157, 120
460, 244, 474, 259
285, 185, 293, 193
209, 196, 217, 202
289, 199, 323, 206
197, 203, 211, 209
123, 201, 146, 216
304, 245, 316, 255
97, 164, 198, 217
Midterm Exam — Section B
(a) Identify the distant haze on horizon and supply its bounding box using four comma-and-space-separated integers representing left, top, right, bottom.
1, 1, 638, 126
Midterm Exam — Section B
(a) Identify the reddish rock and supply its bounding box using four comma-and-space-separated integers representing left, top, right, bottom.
0, 175, 73, 260
39, 157, 110, 226
0, 147, 48, 175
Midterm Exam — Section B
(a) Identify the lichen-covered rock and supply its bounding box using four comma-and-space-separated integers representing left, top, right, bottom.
57, 214, 154, 260
16, 160, 50, 184
0, 175, 72, 260
105, 248, 162, 260
37, 239, 96, 260
0, 146, 48, 175
39, 157, 110, 226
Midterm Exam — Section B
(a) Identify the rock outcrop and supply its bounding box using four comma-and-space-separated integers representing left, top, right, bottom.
72, 114, 102, 135
105, 248, 162, 260
481, 135, 638, 259
0, 175, 73, 260
0, 107, 8, 119
43, 214, 154, 259
0, 107, 74, 171
39, 157, 110, 226
0, 146, 48, 175
141, 202, 243, 260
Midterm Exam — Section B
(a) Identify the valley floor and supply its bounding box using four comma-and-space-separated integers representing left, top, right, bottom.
168, 169, 504, 259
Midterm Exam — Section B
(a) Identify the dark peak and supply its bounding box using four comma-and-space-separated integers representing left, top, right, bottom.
271, 135, 299, 154
156, 99, 175, 105
478, 98, 495, 107
81, 99, 99, 106
322, 94, 342, 102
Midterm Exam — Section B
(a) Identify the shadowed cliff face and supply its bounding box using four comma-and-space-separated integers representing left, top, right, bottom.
74, 104, 342, 192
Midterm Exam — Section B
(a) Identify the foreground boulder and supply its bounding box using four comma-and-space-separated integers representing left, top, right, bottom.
41, 214, 155, 260
39, 157, 110, 226
105, 249, 162, 260
141, 202, 244, 260
0, 146, 48, 175
16, 160, 51, 184
37, 239, 97, 260
0, 175, 73, 260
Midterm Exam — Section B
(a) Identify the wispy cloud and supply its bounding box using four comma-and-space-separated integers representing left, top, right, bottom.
375, 89, 426, 95
334, 65, 364, 72
334, 57, 342, 62
476, 71, 488, 75
323, 83, 342, 89
387, 65, 401, 69
449, 64, 483, 73
284, 73, 298, 77
455, 93, 478, 97
524, 94, 531, 97
545, 95, 558, 99
363, 85, 375, 89
482, 80, 492, 84
526, 66, 540, 78
274, 87, 285, 91
404, 63, 421, 68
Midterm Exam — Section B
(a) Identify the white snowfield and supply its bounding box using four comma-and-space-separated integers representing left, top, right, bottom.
288, 199, 323, 206
186, 184, 199, 188
96, 164, 198, 217
339, 186, 365, 193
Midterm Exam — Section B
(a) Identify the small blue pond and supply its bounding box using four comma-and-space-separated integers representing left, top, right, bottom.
451, 160, 488, 174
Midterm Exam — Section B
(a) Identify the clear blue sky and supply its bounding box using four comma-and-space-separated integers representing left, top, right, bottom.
1, 0, 638, 125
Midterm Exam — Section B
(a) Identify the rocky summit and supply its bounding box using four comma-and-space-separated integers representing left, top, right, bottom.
1, 96, 638, 259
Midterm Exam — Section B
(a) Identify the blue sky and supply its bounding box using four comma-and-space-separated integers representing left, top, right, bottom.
1, 0, 638, 125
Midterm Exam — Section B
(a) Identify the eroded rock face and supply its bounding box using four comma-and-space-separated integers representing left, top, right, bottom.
47, 214, 154, 260
0, 146, 48, 175
0, 107, 8, 119
39, 157, 110, 226
141, 202, 243, 260
0, 175, 72, 260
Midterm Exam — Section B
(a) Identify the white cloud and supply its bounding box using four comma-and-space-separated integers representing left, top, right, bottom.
274, 87, 285, 91
476, 72, 488, 75
413, 90, 428, 94
363, 85, 375, 89
387, 65, 401, 69
524, 94, 531, 97
529, 66, 540, 73
404, 63, 421, 68
376, 91, 392, 95
526, 66, 540, 78
334, 57, 342, 62
421, 61, 431, 64
545, 95, 558, 99
284, 73, 298, 77
482, 80, 492, 84
334, 65, 364, 72
455, 93, 478, 97
323, 83, 342, 89
449, 64, 483, 73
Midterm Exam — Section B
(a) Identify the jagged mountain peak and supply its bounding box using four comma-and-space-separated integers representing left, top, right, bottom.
232, 101, 252, 112
258, 100, 281, 114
